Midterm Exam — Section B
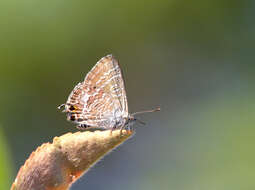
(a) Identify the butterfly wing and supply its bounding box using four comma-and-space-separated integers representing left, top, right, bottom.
65, 55, 128, 129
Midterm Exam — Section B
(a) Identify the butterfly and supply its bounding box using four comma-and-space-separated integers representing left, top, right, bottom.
58, 54, 160, 131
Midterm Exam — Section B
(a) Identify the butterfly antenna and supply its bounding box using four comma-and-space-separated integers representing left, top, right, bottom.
132, 107, 160, 116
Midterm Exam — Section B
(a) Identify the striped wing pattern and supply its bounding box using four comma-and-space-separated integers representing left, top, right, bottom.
64, 55, 128, 129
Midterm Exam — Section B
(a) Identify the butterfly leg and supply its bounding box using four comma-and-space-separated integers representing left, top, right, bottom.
110, 126, 117, 136
120, 125, 126, 136
127, 125, 132, 132
126, 123, 134, 134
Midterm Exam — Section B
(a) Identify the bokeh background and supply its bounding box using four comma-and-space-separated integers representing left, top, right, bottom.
1, 0, 255, 189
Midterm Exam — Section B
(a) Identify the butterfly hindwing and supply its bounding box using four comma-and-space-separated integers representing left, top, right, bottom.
65, 55, 128, 129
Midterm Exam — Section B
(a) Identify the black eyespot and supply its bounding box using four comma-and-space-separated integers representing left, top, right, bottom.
81, 124, 88, 128
93, 86, 96, 89
70, 115, 75, 121
69, 105, 75, 111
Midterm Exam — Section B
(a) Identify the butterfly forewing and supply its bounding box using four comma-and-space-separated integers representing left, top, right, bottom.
65, 55, 128, 129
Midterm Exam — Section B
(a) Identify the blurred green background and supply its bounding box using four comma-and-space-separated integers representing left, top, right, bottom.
0, 0, 254, 189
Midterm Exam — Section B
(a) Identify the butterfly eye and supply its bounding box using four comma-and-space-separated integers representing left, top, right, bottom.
69, 105, 76, 111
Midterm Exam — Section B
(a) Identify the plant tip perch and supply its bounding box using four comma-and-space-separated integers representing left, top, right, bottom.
11, 130, 134, 190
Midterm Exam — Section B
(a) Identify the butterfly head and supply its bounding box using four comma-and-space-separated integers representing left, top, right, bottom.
127, 114, 136, 122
